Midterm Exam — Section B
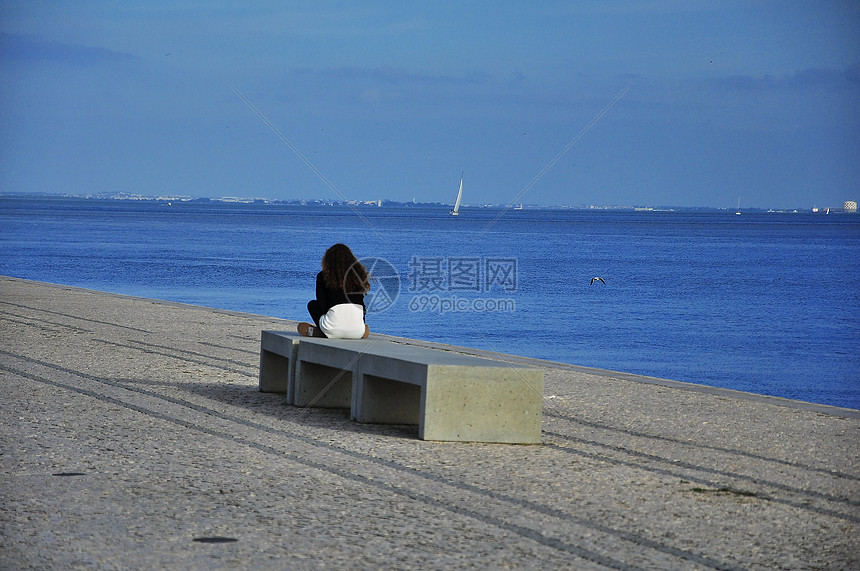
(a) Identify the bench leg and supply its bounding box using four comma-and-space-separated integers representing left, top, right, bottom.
259, 349, 292, 399
419, 369, 543, 444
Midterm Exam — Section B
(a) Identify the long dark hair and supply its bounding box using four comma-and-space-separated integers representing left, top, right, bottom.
321, 243, 370, 294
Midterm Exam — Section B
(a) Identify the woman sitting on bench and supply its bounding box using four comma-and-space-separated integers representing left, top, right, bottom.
298, 243, 370, 339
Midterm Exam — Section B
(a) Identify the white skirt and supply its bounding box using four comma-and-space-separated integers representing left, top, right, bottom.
318, 303, 366, 339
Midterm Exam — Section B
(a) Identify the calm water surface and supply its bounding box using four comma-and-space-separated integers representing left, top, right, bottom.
2, 197, 858, 409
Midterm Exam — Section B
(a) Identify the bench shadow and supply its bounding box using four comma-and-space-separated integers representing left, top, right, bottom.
178, 380, 421, 441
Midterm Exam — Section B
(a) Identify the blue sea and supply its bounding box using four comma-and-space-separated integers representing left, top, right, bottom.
2, 196, 858, 410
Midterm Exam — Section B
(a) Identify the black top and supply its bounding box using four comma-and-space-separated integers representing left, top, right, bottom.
315, 271, 366, 314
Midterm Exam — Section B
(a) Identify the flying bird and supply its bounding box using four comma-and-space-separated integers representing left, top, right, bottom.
590, 277, 606, 285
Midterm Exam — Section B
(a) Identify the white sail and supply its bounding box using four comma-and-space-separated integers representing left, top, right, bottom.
450, 173, 463, 216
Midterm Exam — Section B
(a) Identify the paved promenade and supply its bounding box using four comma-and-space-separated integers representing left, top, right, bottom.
1, 276, 857, 569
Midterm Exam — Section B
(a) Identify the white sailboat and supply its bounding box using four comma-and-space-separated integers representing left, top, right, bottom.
450, 172, 463, 216
736, 196, 742, 215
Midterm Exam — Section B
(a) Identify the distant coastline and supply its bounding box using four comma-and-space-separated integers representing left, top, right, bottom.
1, 191, 855, 214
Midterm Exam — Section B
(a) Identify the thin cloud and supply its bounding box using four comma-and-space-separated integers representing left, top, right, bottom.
294, 65, 490, 86
716, 65, 860, 91
0, 33, 138, 67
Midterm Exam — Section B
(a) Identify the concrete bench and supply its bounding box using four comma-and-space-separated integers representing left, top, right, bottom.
259, 331, 544, 444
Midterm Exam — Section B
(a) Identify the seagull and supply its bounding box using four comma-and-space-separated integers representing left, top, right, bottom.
590, 277, 606, 285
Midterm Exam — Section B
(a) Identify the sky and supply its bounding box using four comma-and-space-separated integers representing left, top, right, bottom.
1, 1, 858, 209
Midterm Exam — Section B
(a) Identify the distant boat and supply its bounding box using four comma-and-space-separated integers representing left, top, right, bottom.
450, 172, 463, 216
736, 197, 742, 215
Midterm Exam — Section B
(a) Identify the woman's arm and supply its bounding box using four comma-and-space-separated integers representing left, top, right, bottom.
315, 272, 329, 309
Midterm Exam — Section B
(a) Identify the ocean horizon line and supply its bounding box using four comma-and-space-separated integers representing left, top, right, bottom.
2, 191, 856, 214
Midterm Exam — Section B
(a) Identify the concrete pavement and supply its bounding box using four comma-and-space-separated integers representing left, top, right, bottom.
1, 276, 857, 569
